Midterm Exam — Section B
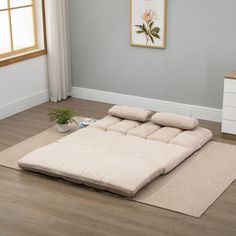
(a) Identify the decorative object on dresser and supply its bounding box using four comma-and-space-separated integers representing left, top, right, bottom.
222, 71, 236, 136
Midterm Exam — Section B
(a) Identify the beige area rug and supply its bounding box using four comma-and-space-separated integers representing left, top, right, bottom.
0, 124, 236, 217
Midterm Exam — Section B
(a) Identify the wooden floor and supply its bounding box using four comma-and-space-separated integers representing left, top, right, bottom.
0, 98, 235, 236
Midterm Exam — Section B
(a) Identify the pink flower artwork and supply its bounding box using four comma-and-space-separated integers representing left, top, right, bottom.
142, 9, 156, 22
135, 9, 160, 45
131, 0, 166, 48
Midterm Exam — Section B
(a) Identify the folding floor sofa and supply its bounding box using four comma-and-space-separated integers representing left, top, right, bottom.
19, 106, 213, 197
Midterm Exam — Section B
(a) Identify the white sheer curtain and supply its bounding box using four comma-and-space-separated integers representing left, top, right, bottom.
45, 0, 71, 102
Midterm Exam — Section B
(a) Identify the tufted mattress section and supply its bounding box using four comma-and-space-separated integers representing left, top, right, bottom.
90, 116, 213, 153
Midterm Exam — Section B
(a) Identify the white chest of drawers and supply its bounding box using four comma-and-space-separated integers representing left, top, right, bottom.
222, 71, 236, 135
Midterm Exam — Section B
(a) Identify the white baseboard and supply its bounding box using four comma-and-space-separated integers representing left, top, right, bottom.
72, 86, 222, 122
0, 90, 49, 120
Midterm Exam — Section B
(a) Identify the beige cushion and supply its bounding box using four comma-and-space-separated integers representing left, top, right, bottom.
90, 116, 121, 131
108, 120, 140, 134
151, 113, 199, 130
127, 122, 161, 138
147, 127, 182, 143
169, 127, 213, 152
108, 105, 152, 122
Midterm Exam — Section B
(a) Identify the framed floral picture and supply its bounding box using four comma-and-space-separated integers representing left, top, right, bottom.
130, 0, 167, 48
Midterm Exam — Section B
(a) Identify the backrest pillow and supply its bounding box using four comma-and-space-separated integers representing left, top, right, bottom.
108, 105, 153, 122
151, 112, 199, 130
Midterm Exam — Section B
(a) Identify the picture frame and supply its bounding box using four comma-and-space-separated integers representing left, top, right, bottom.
130, 0, 167, 49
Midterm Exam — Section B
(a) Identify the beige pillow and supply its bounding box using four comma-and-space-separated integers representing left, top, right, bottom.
151, 112, 199, 130
108, 105, 152, 122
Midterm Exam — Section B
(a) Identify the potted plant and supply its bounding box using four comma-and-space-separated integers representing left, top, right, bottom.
49, 107, 78, 133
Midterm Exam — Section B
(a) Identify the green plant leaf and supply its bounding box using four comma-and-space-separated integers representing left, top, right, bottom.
149, 21, 154, 29
135, 25, 143, 29
152, 32, 160, 39
143, 24, 148, 35
136, 30, 144, 34
152, 27, 160, 33
48, 108, 77, 125
149, 35, 155, 44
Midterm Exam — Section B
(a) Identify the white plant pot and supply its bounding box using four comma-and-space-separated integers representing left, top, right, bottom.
58, 123, 69, 133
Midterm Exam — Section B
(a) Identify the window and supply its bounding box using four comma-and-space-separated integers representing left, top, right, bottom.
0, 0, 46, 65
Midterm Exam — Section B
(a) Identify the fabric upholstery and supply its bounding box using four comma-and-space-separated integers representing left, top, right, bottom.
18, 107, 213, 198
108, 120, 140, 134
19, 127, 191, 197
90, 116, 121, 131
151, 113, 199, 130
127, 122, 161, 138
19, 123, 212, 197
108, 105, 153, 122
169, 127, 213, 152
147, 127, 182, 143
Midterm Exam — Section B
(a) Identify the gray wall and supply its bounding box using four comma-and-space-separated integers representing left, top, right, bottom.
69, 0, 236, 109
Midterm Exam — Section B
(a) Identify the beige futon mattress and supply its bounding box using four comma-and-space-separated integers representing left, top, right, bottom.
19, 113, 213, 197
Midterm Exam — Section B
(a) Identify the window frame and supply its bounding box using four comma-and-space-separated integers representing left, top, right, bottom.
0, 0, 47, 67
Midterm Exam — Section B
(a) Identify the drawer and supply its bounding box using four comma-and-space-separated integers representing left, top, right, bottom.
223, 106, 236, 121
223, 92, 236, 107
224, 79, 236, 93
222, 120, 236, 135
